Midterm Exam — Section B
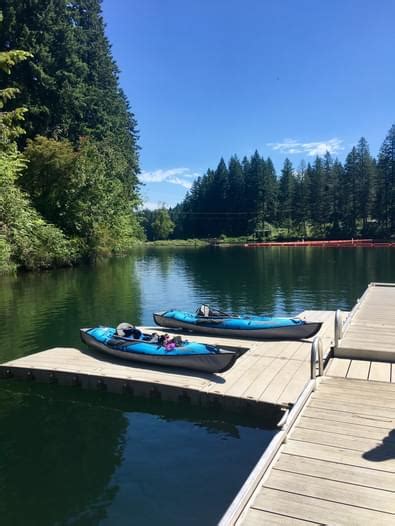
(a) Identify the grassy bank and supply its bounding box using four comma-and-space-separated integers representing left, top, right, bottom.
145, 239, 209, 247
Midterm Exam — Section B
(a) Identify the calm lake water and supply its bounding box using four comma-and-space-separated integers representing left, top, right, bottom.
1, 246, 395, 525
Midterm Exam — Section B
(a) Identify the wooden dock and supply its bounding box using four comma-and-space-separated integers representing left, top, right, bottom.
220, 282, 395, 525
236, 375, 395, 525
335, 282, 395, 362
0, 310, 334, 420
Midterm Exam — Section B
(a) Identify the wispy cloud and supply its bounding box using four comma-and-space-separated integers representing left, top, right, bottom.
141, 201, 162, 210
139, 168, 200, 189
268, 138, 343, 157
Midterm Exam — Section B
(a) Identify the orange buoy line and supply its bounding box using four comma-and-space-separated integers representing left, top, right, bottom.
244, 239, 395, 248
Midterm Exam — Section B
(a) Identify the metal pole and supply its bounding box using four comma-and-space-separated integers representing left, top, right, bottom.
334, 309, 342, 348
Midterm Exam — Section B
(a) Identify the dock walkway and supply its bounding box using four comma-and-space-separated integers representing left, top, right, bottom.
221, 282, 395, 525
0, 310, 334, 419
237, 375, 395, 525
335, 282, 395, 362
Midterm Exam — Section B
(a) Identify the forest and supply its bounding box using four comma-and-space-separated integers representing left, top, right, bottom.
169, 129, 395, 241
0, 1, 142, 274
1, 2, 394, 273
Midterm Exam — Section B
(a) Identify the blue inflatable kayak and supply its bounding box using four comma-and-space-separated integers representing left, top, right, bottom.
153, 305, 322, 340
80, 326, 240, 373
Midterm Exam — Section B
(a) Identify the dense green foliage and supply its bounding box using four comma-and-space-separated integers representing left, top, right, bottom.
140, 207, 175, 241
0, 2, 143, 272
0, 12, 75, 273
172, 127, 395, 240
0, 145, 76, 272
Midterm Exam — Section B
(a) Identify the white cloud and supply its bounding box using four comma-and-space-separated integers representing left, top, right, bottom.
139, 167, 200, 189
140, 201, 162, 210
268, 138, 343, 156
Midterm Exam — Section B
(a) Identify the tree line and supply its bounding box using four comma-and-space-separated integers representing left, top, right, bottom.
0, 1, 142, 274
169, 128, 395, 240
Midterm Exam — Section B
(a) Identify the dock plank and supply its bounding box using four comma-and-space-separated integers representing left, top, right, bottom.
326, 357, 350, 377
320, 375, 395, 391
266, 469, 395, 514
282, 438, 395, 473
251, 487, 395, 525
347, 359, 371, 379
302, 406, 395, 429
241, 508, 319, 525
274, 454, 395, 492
309, 398, 395, 420
310, 390, 395, 409
296, 415, 394, 440
290, 427, 395, 454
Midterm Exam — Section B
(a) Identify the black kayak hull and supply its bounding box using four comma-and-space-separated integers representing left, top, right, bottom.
80, 329, 239, 374
153, 313, 322, 340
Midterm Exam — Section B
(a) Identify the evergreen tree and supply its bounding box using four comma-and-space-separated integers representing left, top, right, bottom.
264, 157, 278, 225
355, 137, 375, 230
309, 157, 325, 233
245, 151, 265, 234
211, 159, 229, 236
0, 0, 140, 199
278, 158, 295, 234
293, 161, 308, 236
227, 156, 245, 235
330, 160, 344, 236
343, 147, 358, 235
375, 125, 395, 234
322, 152, 334, 228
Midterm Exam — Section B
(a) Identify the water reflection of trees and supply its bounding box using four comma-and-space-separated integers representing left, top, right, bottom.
2, 246, 395, 362
177, 247, 395, 315
0, 256, 142, 362
0, 383, 128, 526
0, 382, 275, 525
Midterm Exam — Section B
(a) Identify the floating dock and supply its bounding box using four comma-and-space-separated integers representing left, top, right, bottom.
2, 283, 394, 524
335, 282, 395, 362
220, 282, 395, 525
0, 311, 334, 420
233, 376, 395, 525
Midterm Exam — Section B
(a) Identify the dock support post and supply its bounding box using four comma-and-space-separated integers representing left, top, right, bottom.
334, 309, 343, 349
310, 337, 323, 382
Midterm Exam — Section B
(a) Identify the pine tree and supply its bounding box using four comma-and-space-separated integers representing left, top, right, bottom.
309, 157, 325, 233
375, 125, 395, 234
293, 161, 307, 236
264, 157, 278, 225
278, 158, 295, 234
330, 160, 343, 236
245, 151, 264, 234
322, 152, 334, 228
0, 0, 140, 193
227, 156, 245, 235
211, 158, 229, 235
343, 147, 358, 235
355, 137, 375, 230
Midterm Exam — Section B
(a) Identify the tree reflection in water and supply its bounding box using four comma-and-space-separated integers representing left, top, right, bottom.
0, 381, 275, 526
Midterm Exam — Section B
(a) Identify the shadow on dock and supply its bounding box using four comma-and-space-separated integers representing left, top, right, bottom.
363, 429, 395, 462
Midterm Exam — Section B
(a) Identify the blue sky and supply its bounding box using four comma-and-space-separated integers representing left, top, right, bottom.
102, 0, 395, 208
